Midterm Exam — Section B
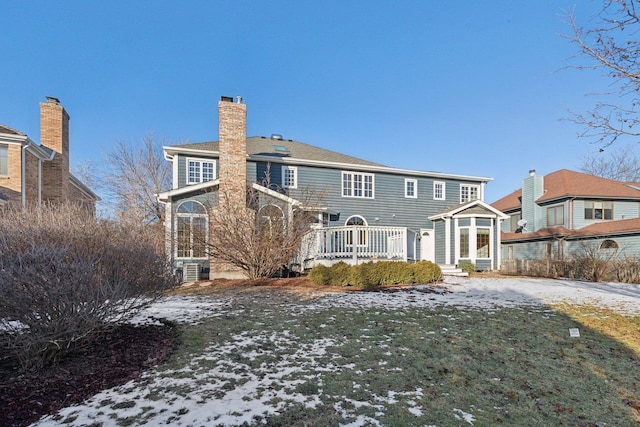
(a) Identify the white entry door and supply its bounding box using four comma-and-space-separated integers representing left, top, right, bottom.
420, 229, 435, 262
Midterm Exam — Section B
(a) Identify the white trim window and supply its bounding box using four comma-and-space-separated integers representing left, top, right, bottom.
460, 184, 480, 203
434, 181, 445, 200
187, 158, 216, 184
0, 144, 7, 176
282, 165, 297, 189
342, 171, 374, 199
458, 226, 491, 260
405, 178, 417, 198
176, 200, 208, 258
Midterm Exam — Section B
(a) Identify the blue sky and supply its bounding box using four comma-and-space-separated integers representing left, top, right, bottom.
0, 1, 611, 203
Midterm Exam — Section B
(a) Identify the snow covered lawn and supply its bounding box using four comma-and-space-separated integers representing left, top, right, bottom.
31, 276, 640, 426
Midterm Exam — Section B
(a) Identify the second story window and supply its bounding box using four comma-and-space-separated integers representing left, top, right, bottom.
0, 145, 7, 176
405, 179, 417, 198
282, 166, 297, 189
342, 171, 374, 199
434, 181, 445, 200
547, 205, 564, 226
188, 158, 216, 184
460, 184, 479, 203
585, 200, 613, 220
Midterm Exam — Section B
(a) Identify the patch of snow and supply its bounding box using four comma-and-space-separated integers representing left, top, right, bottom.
454, 408, 475, 425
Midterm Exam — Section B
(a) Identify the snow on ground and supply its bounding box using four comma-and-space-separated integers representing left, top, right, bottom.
314, 276, 640, 315
30, 276, 640, 427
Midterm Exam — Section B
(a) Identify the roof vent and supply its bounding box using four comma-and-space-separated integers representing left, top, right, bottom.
271, 134, 283, 140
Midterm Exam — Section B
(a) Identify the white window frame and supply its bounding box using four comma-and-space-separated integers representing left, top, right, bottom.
187, 158, 216, 185
282, 165, 297, 189
175, 200, 209, 259
342, 171, 374, 199
405, 178, 417, 198
0, 144, 7, 176
434, 181, 445, 200
460, 184, 480, 203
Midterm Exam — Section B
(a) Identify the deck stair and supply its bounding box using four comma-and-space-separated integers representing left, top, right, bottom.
438, 264, 469, 277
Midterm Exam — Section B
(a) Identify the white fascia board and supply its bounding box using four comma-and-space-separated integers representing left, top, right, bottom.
251, 182, 300, 205
163, 146, 219, 157
164, 146, 493, 183
0, 133, 28, 145
248, 154, 493, 183
429, 200, 509, 221
156, 179, 220, 202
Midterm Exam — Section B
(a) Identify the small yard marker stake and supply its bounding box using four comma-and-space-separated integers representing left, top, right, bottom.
569, 328, 580, 338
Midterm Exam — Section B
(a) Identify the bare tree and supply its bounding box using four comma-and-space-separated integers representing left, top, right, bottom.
206, 185, 320, 279
565, 1, 640, 147
102, 134, 172, 249
581, 143, 640, 181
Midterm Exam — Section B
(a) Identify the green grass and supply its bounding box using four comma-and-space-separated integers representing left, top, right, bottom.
70, 287, 640, 426
146, 289, 640, 426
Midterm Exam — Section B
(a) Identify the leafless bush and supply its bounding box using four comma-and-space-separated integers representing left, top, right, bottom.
0, 203, 179, 370
206, 185, 320, 279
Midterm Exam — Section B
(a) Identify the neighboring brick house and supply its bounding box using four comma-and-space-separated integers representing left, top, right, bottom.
0, 97, 99, 211
157, 96, 505, 280
492, 169, 640, 271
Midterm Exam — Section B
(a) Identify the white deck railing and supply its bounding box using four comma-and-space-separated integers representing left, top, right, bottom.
298, 226, 417, 268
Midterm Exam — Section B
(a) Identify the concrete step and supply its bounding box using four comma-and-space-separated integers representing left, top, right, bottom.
438, 264, 469, 277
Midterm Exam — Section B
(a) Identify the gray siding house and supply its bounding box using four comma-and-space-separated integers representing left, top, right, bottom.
157, 97, 506, 280
492, 169, 640, 271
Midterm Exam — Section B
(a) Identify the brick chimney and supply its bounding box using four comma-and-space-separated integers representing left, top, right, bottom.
218, 96, 247, 209
40, 96, 70, 203
210, 96, 248, 279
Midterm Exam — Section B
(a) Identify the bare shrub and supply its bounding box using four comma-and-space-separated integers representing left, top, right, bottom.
206, 186, 319, 279
0, 203, 179, 370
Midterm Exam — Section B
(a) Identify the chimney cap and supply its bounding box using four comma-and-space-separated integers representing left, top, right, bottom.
220, 96, 233, 102
46, 96, 60, 105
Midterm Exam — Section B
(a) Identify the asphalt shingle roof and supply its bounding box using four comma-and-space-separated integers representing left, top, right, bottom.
0, 125, 24, 136
492, 169, 640, 212
171, 136, 386, 167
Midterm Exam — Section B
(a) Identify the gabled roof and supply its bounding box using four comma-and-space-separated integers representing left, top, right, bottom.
492, 169, 640, 212
429, 199, 508, 220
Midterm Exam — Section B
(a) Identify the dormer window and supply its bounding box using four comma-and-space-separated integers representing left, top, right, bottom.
187, 158, 216, 184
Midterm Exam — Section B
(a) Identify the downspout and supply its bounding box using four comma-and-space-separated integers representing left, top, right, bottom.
21, 141, 31, 208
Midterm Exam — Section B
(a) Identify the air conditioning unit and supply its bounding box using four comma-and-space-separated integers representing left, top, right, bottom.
183, 263, 200, 282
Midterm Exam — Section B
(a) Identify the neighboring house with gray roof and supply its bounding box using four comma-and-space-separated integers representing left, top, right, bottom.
492, 169, 640, 271
0, 97, 99, 211
157, 96, 505, 280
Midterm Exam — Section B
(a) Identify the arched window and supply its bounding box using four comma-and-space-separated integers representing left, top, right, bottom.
345, 215, 367, 246
258, 204, 284, 234
600, 239, 619, 249
176, 200, 208, 258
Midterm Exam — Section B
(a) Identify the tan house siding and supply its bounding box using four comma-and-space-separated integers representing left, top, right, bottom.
24, 150, 39, 205
0, 144, 23, 200
1, 97, 98, 211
